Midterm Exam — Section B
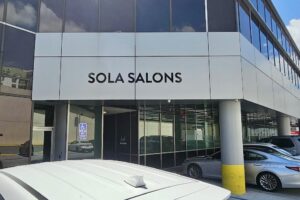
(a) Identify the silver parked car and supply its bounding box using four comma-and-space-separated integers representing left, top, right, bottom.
259, 136, 300, 156
183, 149, 300, 192
243, 143, 298, 158
68, 140, 94, 153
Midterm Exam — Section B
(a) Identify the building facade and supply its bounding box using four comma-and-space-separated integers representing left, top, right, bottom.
0, 0, 300, 194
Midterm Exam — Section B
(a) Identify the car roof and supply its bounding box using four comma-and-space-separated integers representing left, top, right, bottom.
0, 160, 230, 200
244, 143, 275, 147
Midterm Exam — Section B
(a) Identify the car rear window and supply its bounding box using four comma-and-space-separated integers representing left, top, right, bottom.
272, 138, 294, 148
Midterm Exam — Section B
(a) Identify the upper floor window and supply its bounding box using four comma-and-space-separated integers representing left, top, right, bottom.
250, 0, 257, 9
251, 17, 260, 50
136, 0, 170, 32
65, 0, 99, 32
171, 0, 206, 32
260, 30, 268, 59
239, 4, 251, 42
39, 0, 64, 32
100, 0, 135, 32
0, 0, 4, 21
6, 0, 38, 32
257, 0, 265, 20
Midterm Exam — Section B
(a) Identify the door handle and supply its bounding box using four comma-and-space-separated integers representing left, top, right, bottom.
254, 164, 262, 166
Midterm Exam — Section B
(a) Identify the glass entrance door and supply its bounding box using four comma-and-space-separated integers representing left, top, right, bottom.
31, 126, 54, 163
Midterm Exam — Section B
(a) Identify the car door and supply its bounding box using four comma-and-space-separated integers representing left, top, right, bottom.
244, 150, 267, 184
202, 152, 222, 179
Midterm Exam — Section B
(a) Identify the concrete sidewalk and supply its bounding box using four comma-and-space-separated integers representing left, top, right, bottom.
166, 166, 300, 200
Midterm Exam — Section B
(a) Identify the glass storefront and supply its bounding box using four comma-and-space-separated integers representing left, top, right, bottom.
138, 102, 220, 168
242, 111, 278, 143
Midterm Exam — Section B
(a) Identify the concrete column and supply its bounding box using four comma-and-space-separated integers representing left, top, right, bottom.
53, 102, 69, 161
219, 100, 246, 195
277, 115, 291, 136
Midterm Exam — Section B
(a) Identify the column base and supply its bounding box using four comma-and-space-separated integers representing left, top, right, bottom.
222, 164, 246, 195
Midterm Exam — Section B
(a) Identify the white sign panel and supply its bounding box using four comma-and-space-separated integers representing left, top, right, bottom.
59, 57, 210, 100
79, 123, 88, 141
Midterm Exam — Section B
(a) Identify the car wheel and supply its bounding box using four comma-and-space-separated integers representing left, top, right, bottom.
187, 164, 202, 179
257, 172, 281, 192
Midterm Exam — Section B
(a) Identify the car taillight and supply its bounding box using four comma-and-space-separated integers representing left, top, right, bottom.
286, 166, 300, 172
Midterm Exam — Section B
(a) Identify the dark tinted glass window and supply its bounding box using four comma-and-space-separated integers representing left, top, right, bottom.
260, 30, 268, 59
251, 17, 260, 50
39, 0, 64, 32
100, 0, 134, 32
244, 151, 266, 161
0, 0, 4, 21
176, 152, 186, 166
3, 26, 35, 70
6, 0, 38, 31
257, 0, 265, 19
65, 0, 99, 32
2, 26, 34, 91
272, 138, 294, 148
136, 0, 170, 32
172, 0, 206, 32
239, 4, 251, 41
207, 0, 237, 32
212, 152, 221, 160
162, 153, 175, 168
146, 154, 161, 168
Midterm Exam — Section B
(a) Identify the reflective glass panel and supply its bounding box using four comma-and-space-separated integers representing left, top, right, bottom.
2, 26, 34, 93
145, 106, 160, 154
100, 0, 134, 32
257, 0, 265, 19
274, 47, 280, 71
0, 96, 32, 168
175, 106, 186, 151
271, 18, 277, 37
6, 0, 38, 31
172, 0, 206, 32
136, 0, 170, 32
251, 17, 260, 50
250, 0, 257, 9
239, 4, 251, 41
186, 107, 197, 150
265, 7, 272, 29
68, 105, 98, 160
195, 104, 205, 149
207, 0, 237, 32
268, 39, 274, 65
65, 0, 99, 32
39, 0, 64, 32
0, 0, 4, 21
260, 30, 268, 59
161, 106, 174, 152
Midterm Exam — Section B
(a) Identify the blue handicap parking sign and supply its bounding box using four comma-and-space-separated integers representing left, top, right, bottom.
79, 123, 88, 140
